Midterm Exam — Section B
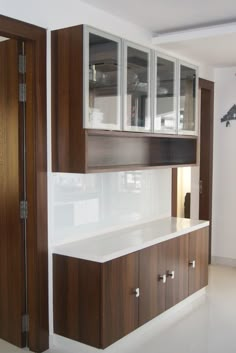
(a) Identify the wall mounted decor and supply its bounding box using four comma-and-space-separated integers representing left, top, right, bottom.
221, 104, 236, 127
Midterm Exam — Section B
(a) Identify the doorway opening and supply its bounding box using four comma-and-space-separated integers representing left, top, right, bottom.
172, 78, 214, 263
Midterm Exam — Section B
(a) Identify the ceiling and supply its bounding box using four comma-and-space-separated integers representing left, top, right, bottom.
81, 0, 236, 32
160, 32, 236, 67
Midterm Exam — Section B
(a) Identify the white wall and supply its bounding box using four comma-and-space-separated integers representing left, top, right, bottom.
50, 170, 171, 246
212, 67, 236, 262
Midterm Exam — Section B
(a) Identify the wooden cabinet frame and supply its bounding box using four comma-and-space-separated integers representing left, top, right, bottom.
51, 24, 198, 173
0, 15, 48, 352
53, 228, 209, 349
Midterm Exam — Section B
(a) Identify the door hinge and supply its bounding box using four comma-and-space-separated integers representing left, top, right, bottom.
20, 200, 28, 220
19, 83, 26, 102
22, 313, 29, 333
19, 54, 26, 74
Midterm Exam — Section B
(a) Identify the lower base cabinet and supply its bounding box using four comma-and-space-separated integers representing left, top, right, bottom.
53, 227, 209, 349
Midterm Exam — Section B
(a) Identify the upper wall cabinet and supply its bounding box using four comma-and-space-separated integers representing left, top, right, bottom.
85, 27, 121, 130
178, 62, 198, 135
51, 24, 198, 173
154, 53, 177, 134
124, 43, 151, 132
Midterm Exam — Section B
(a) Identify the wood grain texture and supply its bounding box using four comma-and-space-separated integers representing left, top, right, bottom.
0, 15, 48, 352
101, 253, 139, 348
165, 235, 189, 309
199, 78, 214, 263
0, 39, 25, 348
53, 229, 209, 348
139, 242, 166, 326
51, 25, 87, 173
53, 255, 101, 348
188, 227, 209, 295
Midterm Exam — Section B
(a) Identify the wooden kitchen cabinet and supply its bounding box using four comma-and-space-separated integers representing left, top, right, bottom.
53, 255, 101, 347
53, 227, 209, 349
188, 227, 209, 295
53, 252, 139, 349
139, 241, 166, 325
51, 25, 198, 173
165, 234, 189, 309
139, 235, 189, 326
101, 253, 139, 347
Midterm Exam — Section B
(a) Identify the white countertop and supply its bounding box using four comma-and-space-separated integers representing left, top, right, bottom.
53, 217, 209, 263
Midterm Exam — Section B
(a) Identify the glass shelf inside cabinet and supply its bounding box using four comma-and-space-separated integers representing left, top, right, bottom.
88, 32, 120, 130
124, 46, 151, 132
179, 65, 196, 134
155, 56, 177, 133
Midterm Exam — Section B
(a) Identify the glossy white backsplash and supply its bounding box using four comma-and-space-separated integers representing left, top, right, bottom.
49, 169, 171, 246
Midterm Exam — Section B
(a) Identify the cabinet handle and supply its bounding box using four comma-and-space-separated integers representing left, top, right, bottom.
189, 260, 196, 268
159, 274, 167, 283
167, 270, 175, 279
135, 288, 140, 298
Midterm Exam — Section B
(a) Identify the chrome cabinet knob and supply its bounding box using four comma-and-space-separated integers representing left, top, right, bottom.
159, 274, 167, 283
167, 270, 175, 279
135, 288, 140, 298
189, 260, 196, 268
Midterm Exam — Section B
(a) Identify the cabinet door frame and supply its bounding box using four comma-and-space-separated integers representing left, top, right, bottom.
153, 51, 178, 134
83, 25, 122, 131
178, 60, 199, 136
123, 40, 151, 132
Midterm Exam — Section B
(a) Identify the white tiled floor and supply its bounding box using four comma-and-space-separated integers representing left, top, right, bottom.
1, 265, 236, 353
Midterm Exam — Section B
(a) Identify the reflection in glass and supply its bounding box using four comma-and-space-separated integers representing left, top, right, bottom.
125, 46, 150, 131
179, 65, 196, 132
155, 56, 176, 132
89, 33, 120, 129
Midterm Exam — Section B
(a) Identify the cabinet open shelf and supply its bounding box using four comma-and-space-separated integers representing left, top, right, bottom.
86, 130, 197, 173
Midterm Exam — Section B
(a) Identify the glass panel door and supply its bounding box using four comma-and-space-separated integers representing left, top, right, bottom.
124, 42, 151, 132
85, 28, 121, 130
154, 54, 177, 133
178, 63, 197, 134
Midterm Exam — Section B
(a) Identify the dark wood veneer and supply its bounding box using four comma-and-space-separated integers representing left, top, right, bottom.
53, 228, 209, 349
101, 253, 139, 348
0, 39, 24, 347
165, 235, 189, 309
0, 15, 48, 352
53, 255, 101, 347
139, 242, 166, 325
188, 227, 209, 295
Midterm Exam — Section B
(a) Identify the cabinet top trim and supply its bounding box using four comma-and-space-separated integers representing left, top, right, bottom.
52, 217, 209, 263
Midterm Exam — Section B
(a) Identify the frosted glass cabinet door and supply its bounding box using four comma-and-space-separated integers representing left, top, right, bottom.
85, 28, 121, 130
124, 43, 151, 132
154, 54, 177, 133
178, 63, 198, 135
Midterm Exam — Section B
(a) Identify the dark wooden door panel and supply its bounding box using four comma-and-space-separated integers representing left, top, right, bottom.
189, 228, 209, 295
199, 88, 211, 221
139, 242, 166, 326
0, 39, 25, 347
101, 252, 139, 348
166, 235, 189, 310
53, 255, 101, 348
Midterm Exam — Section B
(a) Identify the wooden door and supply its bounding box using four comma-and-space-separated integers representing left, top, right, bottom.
188, 228, 209, 295
165, 235, 189, 310
0, 39, 26, 347
101, 252, 139, 348
139, 242, 166, 326
199, 79, 214, 262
